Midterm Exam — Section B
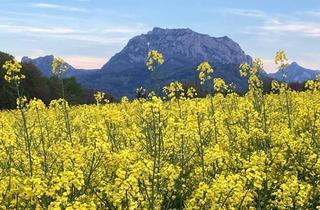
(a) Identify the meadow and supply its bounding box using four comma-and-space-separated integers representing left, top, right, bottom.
1, 51, 320, 209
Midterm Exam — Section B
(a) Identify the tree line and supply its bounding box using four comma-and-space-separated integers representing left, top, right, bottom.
0, 51, 97, 109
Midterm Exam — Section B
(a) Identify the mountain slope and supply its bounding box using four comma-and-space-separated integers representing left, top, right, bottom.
21, 55, 99, 78
101, 27, 252, 72
80, 27, 253, 97
269, 62, 320, 83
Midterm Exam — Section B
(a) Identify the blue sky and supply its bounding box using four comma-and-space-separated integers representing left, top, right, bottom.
1, 0, 320, 72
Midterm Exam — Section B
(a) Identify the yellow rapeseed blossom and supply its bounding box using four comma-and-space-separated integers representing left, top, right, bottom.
146, 50, 164, 71
197, 61, 214, 84
240, 58, 263, 77
0, 51, 319, 209
305, 75, 320, 91
0, 88, 319, 208
275, 50, 289, 69
3, 59, 25, 83
52, 57, 68, 75
163, 81, 184, 99
213, 78, 228, 92
275, 50, 289, 82
94, 91, 109, 105
187, 87, 197, 98
240, 62, 250, 77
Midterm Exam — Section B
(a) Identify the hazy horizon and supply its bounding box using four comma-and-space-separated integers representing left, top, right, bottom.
2, 0, 320, 72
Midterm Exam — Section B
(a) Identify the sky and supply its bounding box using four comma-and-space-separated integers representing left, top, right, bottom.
1, 0, 320, 72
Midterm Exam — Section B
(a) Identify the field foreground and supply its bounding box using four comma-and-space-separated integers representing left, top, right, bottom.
1, 89, 320, 209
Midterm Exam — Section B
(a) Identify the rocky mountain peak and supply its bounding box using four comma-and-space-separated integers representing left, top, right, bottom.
22, 55, 54, 64
269, 62, 320, 83
290, 62, 299, 67
21, 55, 75, 77
147, 27, 195, 36
102, 27, 252, 72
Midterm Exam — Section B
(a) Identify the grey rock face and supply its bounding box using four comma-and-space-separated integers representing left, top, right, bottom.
22, 55, 57, 77
86, 27, 252, 97
102, 27, 252, 73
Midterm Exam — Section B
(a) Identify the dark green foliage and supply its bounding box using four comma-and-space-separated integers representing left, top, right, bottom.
0, 52, 16, 109
21, 62, 48, 101
46, 76, 83, 104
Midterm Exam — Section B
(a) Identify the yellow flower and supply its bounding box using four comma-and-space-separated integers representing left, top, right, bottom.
239, 63, 250, 77
146, 50, 164, 71
275, 50, 289, 69
1, 50, 320, 209
187, 87, 197, 98
94, 91, 109, 105
305, 75, 320, 91
252, 58, 263, 74
213, 78, 227, 92
3, 59, 25, 83
239, 59, 263, 77
197, 61, 214, 84
163, 81, 184, 100
52, 57, 68, 75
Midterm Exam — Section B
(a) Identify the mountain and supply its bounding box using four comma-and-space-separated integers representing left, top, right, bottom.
23, 28, 285, 98
79, 27, 253, 97
22, 55, 69, 77
18, 29, 320, 98
101, 27, 252, 72
21, 55, 99, 78
269, 62, 320, 83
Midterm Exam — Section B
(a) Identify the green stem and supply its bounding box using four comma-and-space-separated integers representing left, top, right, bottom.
60, 77, 73, 144
15, 81, 32, 176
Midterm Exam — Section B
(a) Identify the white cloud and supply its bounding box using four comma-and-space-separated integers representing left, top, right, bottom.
55, 34, 129, 44
103, 27, 143, 34
0, 25, 130, 44
305, 10, 320, 17
260, 20, 320, 37
0, 24, 77, 34
219, 8, 267, 18
218, 7, 320, 38
0, 22, 146, 44
227, 9, 320, 39
0, 11, 78, 21
31, 3, 88, 12
32, 3, 61, 8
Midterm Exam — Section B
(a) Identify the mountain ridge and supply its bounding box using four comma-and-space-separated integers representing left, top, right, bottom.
269, 62, 320, 83
21, 55, 100, 78
101, 27, 252, 72
20, 27, 320, 97
85, 27, 253, 97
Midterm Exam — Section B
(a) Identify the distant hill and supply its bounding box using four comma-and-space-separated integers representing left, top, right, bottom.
0, 51, 92, 109
269, 62, 320, 83
21, 55, 99, 78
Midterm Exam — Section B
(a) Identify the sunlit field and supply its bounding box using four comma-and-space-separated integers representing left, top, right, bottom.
1, 52, 320, 209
